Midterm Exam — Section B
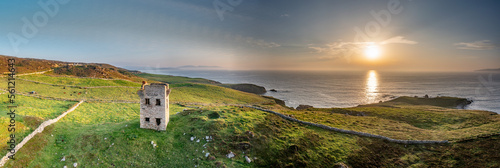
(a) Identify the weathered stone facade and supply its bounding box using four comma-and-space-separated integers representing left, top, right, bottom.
137, 83, 171, 131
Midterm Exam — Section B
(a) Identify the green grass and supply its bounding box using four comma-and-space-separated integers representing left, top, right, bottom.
18, 74, 142, 87
6, 104, 360, 167
2, 73, 500, 167
0, 95, 77, 154
61, 102, 140, 125
1, 77, 271, 105
0, 79, 139, 102
136, 73, 220, 84
0, 95, 76, 120
170, 83, 272, 105
265, 97, 500, 141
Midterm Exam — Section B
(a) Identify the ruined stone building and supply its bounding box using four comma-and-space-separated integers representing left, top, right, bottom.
137, 82, 171, 131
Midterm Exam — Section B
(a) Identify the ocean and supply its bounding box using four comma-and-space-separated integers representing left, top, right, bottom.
139, 69, 500, 113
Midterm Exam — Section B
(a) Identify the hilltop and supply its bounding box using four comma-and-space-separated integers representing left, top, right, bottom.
0, 55, 63, 74
1, 55, 268, 95
0, 55, 144, 82
0, 56, 499, 167
476, 68, 500, 72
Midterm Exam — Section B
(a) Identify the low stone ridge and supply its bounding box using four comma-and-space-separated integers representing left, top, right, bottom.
261, 96, 287, 107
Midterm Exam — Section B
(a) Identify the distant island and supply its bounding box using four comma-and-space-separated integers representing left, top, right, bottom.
475, 68, 500, 72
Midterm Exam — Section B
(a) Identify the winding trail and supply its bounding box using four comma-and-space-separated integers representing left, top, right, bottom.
0, 69, 53, 78
17, 78, 139, 89
0, 100, 84, 167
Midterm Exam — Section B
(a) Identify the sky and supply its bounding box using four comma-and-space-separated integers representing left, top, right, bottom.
0, 0, 499, 71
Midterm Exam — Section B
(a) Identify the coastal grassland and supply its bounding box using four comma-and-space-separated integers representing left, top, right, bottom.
138, 73, 268, 94
170, 83, 272, 105
0, 118, 28, 154
5, 103, 360, 167
5, 102, 500, 167
346, 134, 500, 167
0, 95, 76, 154
2, 72, 499, 167
264, 96, 500, 141
1, 76, 271, 105
18, 74, 142, 87
136, 73, 220, 84
46, 65, 147, 83
60, 102, 140, 125
0, 79, 139, 101
0, 95, 76, 120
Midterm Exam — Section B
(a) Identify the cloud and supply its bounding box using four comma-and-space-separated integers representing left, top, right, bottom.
308, 41, 369, 60
280, 14, 290, 17
243, 37, 280, 48
380, 36, 418, 45
309, 36, 417, 60
225, 34, 280, 48
252, 39, 280, 48
454, 40, 497, 50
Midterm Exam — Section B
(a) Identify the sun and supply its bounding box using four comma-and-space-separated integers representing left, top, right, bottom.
364, 44, 381, 60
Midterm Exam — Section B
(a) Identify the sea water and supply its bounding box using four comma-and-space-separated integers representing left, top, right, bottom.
139, 69, 500, 113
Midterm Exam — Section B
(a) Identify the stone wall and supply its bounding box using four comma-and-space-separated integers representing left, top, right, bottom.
0, 100, 84, 167
246, 106, 449, 144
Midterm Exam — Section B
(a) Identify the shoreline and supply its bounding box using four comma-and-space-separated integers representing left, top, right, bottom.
139, 71, 492, 113
141, 71, 480, 112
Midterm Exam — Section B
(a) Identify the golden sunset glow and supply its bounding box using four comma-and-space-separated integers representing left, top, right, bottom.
365, 70, 378, 103
364, 44, 381, 60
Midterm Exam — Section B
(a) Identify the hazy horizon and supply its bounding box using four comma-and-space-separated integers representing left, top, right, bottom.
1, 0, 499, 71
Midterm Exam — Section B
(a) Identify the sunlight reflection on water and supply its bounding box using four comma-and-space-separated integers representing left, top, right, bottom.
143, 69, 500, 113
365, 70, 378, 104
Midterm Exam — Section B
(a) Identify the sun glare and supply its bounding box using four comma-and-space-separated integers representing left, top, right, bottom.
364, 44, 381, 60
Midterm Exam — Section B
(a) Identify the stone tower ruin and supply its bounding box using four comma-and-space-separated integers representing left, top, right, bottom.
137, 82, 171, 131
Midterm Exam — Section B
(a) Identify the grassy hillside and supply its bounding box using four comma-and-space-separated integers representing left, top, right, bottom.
1, 66, 499, 167
2, 74, 271, 104
5, 103, 361, 167
0, 55, 64, 74
1, 55, 148, 83
265, 98, 499, 141
18, 75, 141, 87
0, 95, 77, 151
136, 73, 220, 85
50, 64, 146, 83
171, 83, 271, 105
137, 73, 268, 94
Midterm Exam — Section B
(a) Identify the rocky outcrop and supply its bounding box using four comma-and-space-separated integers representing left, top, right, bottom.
261, 96, 287, 107
456, 99, 473, 109
296, 105, 314, 110
223, 84, 267, 94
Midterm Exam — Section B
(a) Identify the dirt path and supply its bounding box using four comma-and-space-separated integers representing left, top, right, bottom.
0, 100, 84, 167
0, 69, 53, 78
17, 78, 139, 89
